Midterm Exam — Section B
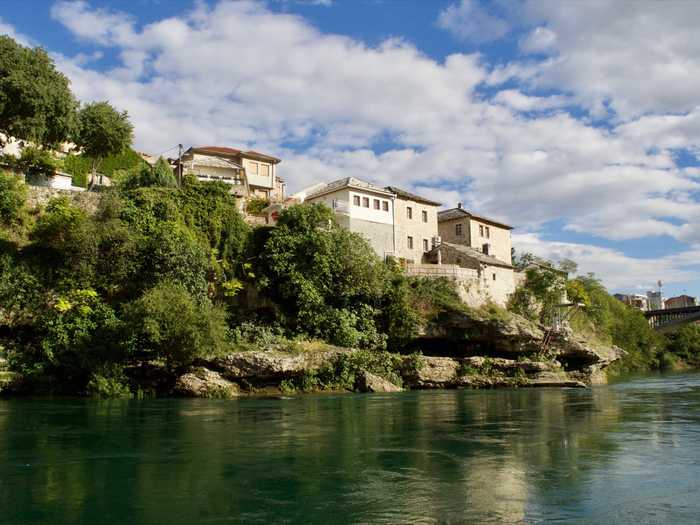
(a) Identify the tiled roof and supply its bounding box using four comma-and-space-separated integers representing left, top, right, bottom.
437, 207, 513, 230
432, 242, 513, 269
304, 177, 394, 200
385, 186, 441, 206
192, 146, 281, 164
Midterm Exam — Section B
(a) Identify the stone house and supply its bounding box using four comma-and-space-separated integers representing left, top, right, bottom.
424, 242, 515, 307
438, 203, 513, 265
387, 186, 441, 263
178, 146, 285, 200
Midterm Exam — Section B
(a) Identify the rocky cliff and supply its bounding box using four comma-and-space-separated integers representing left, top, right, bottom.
175, 310, 622, 397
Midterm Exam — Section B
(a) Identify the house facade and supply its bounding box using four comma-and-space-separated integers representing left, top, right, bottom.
294, 177, 397, 258
387, 186, 441, 263
438, 203, 513, 265
179, 146, 285, 200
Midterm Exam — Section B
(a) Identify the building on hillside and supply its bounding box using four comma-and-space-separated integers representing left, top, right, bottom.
437, 202, 513, 265
177, 146, 285, 200
665, 295, 697, 309
423, 242, 515, 307
294, 177, 397, 258
386, 186, 441, 262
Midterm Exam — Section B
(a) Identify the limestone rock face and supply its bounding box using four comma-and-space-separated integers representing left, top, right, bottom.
426, 309, 545, 355
355, 371, 402, 393
174, 367, 240, 398
213, 350, 352, 380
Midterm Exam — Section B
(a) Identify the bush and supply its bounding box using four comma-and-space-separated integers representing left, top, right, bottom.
124, 282, 229, 368
0, 171, 27, 226
665, 324, 700, 367
257, 203, 390, 347
246, 196, 270, 215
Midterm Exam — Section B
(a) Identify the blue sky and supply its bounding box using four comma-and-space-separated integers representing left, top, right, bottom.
2, 0, 699, 298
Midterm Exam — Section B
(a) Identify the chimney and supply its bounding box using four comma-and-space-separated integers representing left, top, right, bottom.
457, 202, 463, 209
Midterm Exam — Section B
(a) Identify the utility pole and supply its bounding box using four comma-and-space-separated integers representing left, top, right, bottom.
177, 144, 183, 186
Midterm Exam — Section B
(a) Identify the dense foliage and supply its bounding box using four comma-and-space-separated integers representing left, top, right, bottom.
0, 36, 77, 148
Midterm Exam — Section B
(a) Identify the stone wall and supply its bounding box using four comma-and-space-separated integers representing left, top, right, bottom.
26, 187, 101, 215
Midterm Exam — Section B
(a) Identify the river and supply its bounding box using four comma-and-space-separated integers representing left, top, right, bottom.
2, 373, 700, 524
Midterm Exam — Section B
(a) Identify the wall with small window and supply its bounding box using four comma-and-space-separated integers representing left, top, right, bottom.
345, 190, 393, 225
242, 158, 274, 190
393, 196, 439, 262
469, 219, 512, 265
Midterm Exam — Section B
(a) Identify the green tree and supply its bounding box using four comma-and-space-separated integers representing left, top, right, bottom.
258, 203, 389, 348
664, 324, 700, 367
75, 101, 133, 186
0, 36, 77, 147
124, 282, 229, 368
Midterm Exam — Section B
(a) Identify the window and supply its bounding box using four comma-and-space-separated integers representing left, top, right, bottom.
482, 243, 490, 255
492, 273, 496, 281
362, 197, 370, 207
479, 225, 484, 236
353, 195, 361, 206
373, 199, 380, 210
423, 239, 429, 252
485, 226, 490, 238
422, 210, 428, 223
456, 223, 463, 236
407, 236, 414, 249
406, 206, 413, 219
260, 164, 270, 177
382, 201, 389, 211
249, 161, 259, 175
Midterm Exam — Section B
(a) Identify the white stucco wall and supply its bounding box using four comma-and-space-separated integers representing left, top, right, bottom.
305, 187, 395, 257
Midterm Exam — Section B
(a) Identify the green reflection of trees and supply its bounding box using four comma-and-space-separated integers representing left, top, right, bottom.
0, 387, 633, 524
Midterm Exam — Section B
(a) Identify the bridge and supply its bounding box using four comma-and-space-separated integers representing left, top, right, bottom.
644, 306, 700, 330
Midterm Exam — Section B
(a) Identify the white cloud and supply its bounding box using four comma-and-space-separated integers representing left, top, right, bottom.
493, 89, 570, 112
519, 26, 556, 54
517, 1, 700, 120
437, 0, 509, 43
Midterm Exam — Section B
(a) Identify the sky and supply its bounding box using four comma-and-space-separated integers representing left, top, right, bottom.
1, 0, 699, 298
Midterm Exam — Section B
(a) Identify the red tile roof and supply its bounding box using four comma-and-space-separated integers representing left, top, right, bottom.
191, 146, 281, 164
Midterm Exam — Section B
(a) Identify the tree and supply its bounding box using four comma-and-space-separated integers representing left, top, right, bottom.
124, 282, 229, 368
0, 36, 77, 148
74, 102, 133, 187
258, 203, 390, 348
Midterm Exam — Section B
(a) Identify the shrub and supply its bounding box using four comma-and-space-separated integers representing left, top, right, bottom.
0, 171, 27, 226
257, 203, 390, 347
246, 196, 270, 215
664, 324, 700, 367
124, 282, 229, 368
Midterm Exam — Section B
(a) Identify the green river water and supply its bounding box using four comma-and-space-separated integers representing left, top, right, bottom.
2, 373, 700, 524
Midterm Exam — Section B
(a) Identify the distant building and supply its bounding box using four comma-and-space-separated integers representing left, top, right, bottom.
646, 290, 663, 310
665, 295, 697, 309
178, 146, 285, 200
614, 293, 649, 311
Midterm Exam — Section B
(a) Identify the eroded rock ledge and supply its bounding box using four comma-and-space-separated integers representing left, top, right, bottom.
174, 311, 623, 398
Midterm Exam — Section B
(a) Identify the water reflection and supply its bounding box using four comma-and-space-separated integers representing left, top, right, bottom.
2, 374, 700, 524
